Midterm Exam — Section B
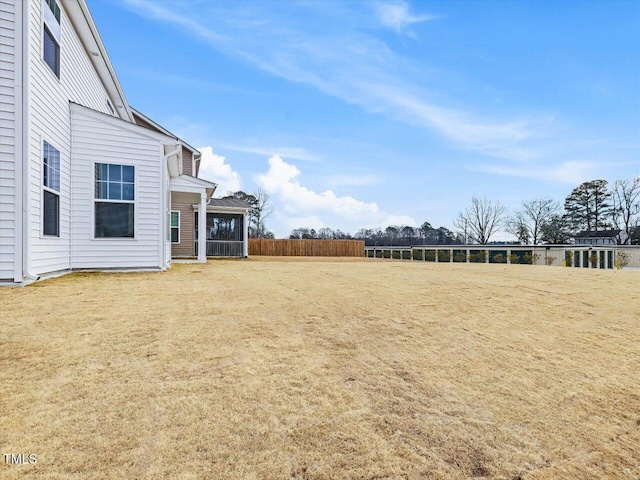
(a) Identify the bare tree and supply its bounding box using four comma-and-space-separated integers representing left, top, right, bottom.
317, 227, 335, 239
454, 197, 507, 245
453, 212, 470, 244
253, 189, 274, 238
506, 211, 530, 244
507, 198, 559, 244
224, 189, 275, 238
612, 177, 640, 244
522, 198, 559, 244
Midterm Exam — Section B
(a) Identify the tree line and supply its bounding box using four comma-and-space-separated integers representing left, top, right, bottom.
289, 224, 460, 246
288, 177, 640, 245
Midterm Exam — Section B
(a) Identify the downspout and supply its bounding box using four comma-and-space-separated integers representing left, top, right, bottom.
193, 151, 201, 177
163, 145, 181, 164
20, 1, 39, 282
162, 143, 181, 268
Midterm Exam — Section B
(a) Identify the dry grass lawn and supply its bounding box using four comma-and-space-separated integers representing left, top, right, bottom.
1, 258, 639, 479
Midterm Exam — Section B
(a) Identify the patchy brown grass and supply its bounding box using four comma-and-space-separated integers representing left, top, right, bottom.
1, 258, 639, 479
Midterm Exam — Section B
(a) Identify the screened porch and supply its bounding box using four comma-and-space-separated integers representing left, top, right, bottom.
195, 213, 245, 257
193, 197, 250, 257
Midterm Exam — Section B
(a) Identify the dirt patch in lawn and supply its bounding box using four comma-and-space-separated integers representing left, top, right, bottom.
1, 258, 639, 479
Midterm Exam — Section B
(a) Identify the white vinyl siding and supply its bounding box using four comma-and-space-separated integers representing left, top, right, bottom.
0, 0, 16, 280
26, 0, 115, 275
70, 107, 164, 269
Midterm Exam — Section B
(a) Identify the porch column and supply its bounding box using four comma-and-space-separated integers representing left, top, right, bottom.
198, 193, 207, 263
243, 211, 249, 257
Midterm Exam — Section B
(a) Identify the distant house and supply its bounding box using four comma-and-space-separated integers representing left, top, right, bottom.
0, 0, 246, 286
574, 230, 624, 246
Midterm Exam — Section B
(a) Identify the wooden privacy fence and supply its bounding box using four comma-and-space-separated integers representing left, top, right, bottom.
249, 239, 365, 257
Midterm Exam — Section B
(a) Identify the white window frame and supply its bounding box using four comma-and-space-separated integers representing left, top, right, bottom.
42, 0, 61, 79
42, 140, 60, 238
170, 211, 180, 244
93, 162, 136, 239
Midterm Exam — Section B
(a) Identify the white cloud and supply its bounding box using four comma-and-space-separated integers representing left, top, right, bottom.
197, 146, 241, 196
255, 155, 415, 234
374, 1, 437, 32
122, 0, 550, 162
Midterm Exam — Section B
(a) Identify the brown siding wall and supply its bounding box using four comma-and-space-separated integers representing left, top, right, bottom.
133, 114, 195, 176
182, 148, 193, 176
133, 115, 157, 131
249, 239, 365, 257
171, 203, 195, 257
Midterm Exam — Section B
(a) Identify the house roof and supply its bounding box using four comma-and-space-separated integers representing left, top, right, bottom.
130, 108, 200, 155
574, 229, 621, 238
61, 0, 134, 122
70, 102, 178, 144
208, 198, 252, 209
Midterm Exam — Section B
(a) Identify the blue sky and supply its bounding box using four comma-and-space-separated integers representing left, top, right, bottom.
89, 0, 640, 238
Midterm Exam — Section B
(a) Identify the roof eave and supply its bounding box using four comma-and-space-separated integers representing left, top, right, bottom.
70, 102, 177, 144
61, 0, 134, 122
131, 108, 201, 155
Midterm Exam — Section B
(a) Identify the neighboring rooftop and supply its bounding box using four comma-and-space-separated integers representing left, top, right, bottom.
574, 230, 621, 238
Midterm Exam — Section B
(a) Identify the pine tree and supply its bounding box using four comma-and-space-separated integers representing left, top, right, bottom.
563, 180, 612, 232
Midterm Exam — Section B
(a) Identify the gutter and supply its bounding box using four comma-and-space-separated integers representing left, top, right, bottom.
193, 151, 201, 177
164, 143, 182, 177
164, 144, 182, 162
20, 2, 39, 282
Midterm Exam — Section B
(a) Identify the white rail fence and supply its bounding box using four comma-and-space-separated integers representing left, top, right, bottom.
364, 245, 640, 269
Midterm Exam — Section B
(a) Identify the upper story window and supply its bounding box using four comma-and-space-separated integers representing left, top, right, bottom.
43, 141, 60, 237
43, 26, 60, 77
94, 163, 135, 238
45, 0, 60, 23
42, 0, 61, 78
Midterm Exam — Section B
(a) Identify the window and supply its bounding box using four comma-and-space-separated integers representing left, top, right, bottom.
43, 141, 60, 237
170, 211, 180, 243
43, 25, 60, 77
43, 0, 61, 78
42, 0, 61, 78
94, 163, 135, 238
45, 0, 61, 23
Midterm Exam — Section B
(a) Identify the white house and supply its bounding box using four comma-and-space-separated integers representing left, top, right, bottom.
0, 0, 232, 286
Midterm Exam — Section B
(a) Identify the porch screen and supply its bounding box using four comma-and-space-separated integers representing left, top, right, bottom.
196, 213, 244, 241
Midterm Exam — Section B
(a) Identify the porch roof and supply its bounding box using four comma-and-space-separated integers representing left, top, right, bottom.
208, 198, 252, 209
170, 175, 217, 199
